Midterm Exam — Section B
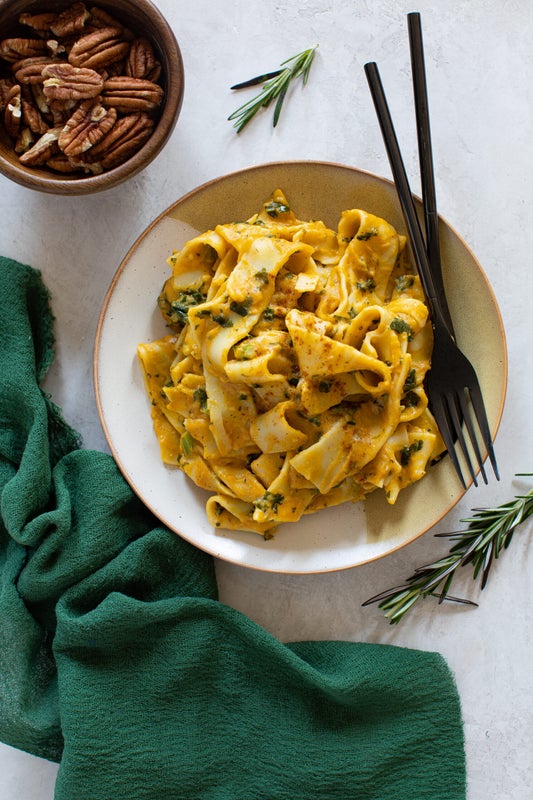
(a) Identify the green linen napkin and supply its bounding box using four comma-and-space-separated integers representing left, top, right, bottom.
0, 256, 466, 800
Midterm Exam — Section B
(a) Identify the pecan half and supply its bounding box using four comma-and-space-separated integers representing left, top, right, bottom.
42, 63, 104, 101
50, 2, 90, 38
0, 37, 48, 63
125, 38, 160, 82
4, 84, 22, 138
58, 97, 117, 155
19, 125, 62, 166
13, 56, 56, 84
68, 27, 130, 70
102, 76, 164, 113
85, 110, 153, 169
19, 12, 57, 36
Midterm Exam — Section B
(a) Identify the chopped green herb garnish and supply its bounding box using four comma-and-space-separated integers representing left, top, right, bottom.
265, 200, 291, 217
166, 288, 206, 326
212, 313, 234, 327
403, 391, 420, 407
229, 296, 253, 316
181, 431, 194, 456
356, 278, 376, 292
403, 368, 417, 392
193, 387, 208, 411
237, 342, 256, 360
356, 228, 378, 241
254, 268, 270, 284
255, 491, 285, 513
390, 318, 413, 339
400, 439, 423, 466
395, 275, 415, 292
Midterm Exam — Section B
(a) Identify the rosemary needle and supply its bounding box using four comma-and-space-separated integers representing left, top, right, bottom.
228, 45, 318, 133
363, 476, 533, 624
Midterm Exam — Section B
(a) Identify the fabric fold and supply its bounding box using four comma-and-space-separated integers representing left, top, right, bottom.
0, 257, 466, 799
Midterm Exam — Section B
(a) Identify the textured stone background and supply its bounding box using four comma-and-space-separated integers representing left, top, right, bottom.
0, 0, 531, 797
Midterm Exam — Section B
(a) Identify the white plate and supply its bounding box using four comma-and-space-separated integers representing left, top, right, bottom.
94, 161, 507, 573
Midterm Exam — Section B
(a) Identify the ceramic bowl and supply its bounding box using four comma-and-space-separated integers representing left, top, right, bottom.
0, 0, 184, 194
94, 161, 507, 573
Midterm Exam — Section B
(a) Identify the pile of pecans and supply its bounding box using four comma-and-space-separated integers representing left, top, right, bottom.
0, 2, 165, 175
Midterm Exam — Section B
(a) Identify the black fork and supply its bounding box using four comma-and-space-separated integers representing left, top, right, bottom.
364, 14, 499, 488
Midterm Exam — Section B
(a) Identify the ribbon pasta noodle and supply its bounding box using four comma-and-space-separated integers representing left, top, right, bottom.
138, 190, 445, 537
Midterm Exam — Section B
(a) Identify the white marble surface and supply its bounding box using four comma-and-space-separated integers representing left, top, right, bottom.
0, 0, 532, 797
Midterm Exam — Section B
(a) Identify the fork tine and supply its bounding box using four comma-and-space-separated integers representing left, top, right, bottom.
446, 392, 478, 487
430, 393, 467, 489
466, 380, 500, 480
456, 389, 488, 484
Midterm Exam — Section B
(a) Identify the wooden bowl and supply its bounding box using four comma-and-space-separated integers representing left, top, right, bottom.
0, 0, 184, 194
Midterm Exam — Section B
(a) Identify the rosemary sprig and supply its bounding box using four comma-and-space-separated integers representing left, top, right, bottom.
363, 476, 533, 624
228, 46, 318, 133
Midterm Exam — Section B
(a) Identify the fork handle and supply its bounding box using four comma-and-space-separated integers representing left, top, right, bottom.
408, 12, 455, 336
364, 61, 443, 321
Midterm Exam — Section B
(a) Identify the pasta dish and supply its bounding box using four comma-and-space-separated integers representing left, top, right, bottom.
137, 190, 445, 537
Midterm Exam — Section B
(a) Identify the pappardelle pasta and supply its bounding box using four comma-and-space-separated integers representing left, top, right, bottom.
137, 190, 445, 537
